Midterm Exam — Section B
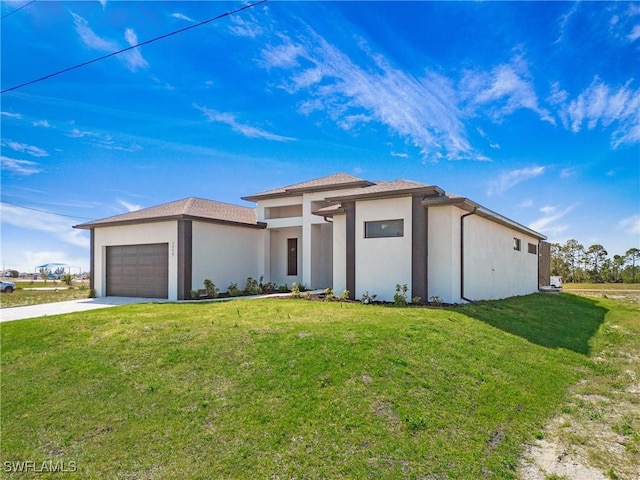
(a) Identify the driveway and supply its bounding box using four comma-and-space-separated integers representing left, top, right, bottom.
0, 297, 166, 322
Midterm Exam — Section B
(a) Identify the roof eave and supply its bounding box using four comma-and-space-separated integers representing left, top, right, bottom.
326, 186, 445, 202
73, 214, 266, 230
242, 180, 376, 202
421, 197, 546, 240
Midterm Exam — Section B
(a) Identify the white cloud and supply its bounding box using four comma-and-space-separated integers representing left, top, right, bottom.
460, 55, 555, 125
71, 11, 117, 52
0, 203, 89, 248
629, 25, 640, 42
518, 199, 533, 208
1, 156, 42, 176
66, 128, 99, 138
1, 111, 22, 119
529, 204, 576, 236
16, 251, 89, 273
122, 28, 148, 72
559, 77, 640, 147
171, 12, 194, 23
32, 120, 51, 128
619, 214, 640, 235
117, 199, 142, 212
487, 166, 545, 196
194, 104, 294, 142
560, 168, 575, 178
70, 12, 148, 72
261, 31, 485, 161
1, 140, 49, 157
229, 15, 264, 38
99, 0, 107, 8
391, 152, 409, 158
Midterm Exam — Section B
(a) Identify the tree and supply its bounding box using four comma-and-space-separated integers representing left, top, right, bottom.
39, 267, 50, 284
625, 248, 640, 283
562, 239, 584, 282
611, 254, 625, 283
586, 244, 608, 282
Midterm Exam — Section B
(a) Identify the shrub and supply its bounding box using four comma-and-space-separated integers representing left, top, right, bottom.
204, 279, 219, 298
324, 288, 334, 301
277, 284, 288, 293
190, 289, 201, 300
394, 283, 408, 306
227, 282, 243, 297
261, 281, 277, 294
338, 290, 350, 302
88, 289, 96, 298
411, 296, 422, 305
361, 292, 377, 304
61, 274, 74, 286
291, 282, 301, 299
429, 296, 443, 307
244, 277, 262, 295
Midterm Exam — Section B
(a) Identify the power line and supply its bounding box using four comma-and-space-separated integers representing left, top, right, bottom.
1, 0, 36, 20
1, 0, 267, 94
1, 201, 96, 220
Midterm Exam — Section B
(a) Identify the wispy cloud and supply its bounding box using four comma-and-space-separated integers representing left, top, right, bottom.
0, 203, 89, 248
195, 104, 294, 142
557, 77, 640, 147
460, 54, 555, 125
32, 120, 51, 128
66, 128, 141, 152
1, 156, 42, 176
260, 30, 484, 161
487, 166, 545, 196
1, 140, 49, 158
560, 168, 575, 179
70, 11, 148, 72
629, 25, 640, 42
117, 199, 142, 212
229, 14, 264, 38
171, 12, 195, 23
1, 111, 22, 119
122, 28, 148, 72
71, 11, 117, 51
619, 214, 640, 235
528, 204, 576, 236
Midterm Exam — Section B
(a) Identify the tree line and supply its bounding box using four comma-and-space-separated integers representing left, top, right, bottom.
551, 240, 639, 283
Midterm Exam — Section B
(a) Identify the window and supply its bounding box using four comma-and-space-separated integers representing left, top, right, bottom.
287, 238, 298, 276
528, 243, 537, 254
365, 219, 404, 238
513, 237, 521, 251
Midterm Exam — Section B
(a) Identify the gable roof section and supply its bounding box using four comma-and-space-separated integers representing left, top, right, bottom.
74, 197, 265, 230
325, 179, 445, 202
241, 173, 374, 202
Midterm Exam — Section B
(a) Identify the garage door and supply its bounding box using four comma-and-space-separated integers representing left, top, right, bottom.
106, 244, 169, 298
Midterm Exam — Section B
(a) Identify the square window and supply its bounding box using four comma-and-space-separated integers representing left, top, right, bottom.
365, 219, 404, 238
513, 237, 521, 251
528, 243, 537, 254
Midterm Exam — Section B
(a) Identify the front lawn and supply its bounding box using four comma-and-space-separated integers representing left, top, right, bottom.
1, 294, 636, 479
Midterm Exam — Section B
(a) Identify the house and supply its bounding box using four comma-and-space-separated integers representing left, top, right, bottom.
74, 173, 549, 303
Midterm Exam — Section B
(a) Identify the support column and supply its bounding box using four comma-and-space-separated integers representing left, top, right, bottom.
177, 220, 192, 300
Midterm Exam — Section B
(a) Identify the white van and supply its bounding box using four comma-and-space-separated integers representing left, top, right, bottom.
550, 276, 563, 288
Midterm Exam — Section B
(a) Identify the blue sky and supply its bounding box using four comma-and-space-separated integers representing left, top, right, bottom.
1, 0, 639, 272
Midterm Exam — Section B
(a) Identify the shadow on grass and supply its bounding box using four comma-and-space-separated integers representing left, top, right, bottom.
446, 293, 608, 355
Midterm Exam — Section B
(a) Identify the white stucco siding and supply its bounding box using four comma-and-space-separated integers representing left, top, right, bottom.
191, 222, 263, 293
355, 197, 412, 302
93, 221, 178, 300
463, 214, 539, 300
332, 214, 347, 294
427, 206, 461, 304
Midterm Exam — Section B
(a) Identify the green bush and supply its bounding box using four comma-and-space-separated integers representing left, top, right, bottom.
394, 283, 408, 306
203, 279, 219, 298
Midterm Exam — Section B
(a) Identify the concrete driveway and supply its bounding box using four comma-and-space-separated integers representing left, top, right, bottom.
0, 297, 166, 322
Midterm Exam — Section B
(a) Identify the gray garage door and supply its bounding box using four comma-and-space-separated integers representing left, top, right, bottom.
106, 243, 169, 298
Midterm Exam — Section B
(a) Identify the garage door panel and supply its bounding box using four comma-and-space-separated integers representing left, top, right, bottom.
106, 243, 168, 298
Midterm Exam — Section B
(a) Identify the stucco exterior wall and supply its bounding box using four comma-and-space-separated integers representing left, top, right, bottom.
332, 214, 347, 294
428, 206, 540, 303
463, 214, 539, 300
427, 206, 461, 304
355, 197, 413, 302
191, 221, 263, 293
93, 221, 178, 300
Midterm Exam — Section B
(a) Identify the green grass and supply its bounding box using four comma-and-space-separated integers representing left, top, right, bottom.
1, 293, 633, 479
0, 287, 91, 308
562, 283, 640, 291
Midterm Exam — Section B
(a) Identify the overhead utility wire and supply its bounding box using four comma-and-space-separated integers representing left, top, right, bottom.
1, 0, 267, 94
1, 0, 36, 20
1, 201, 96, 221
